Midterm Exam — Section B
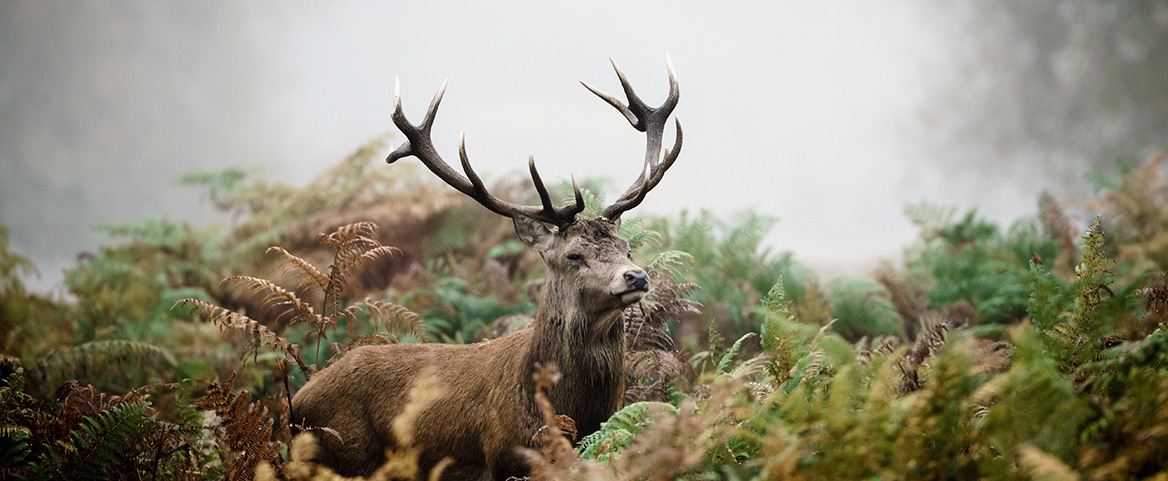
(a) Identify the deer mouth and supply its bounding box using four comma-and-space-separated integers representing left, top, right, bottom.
615, 287, 649, 305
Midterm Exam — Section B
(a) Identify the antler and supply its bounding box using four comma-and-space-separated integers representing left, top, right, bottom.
581, 54, 683, 220
386, 79, 585, 228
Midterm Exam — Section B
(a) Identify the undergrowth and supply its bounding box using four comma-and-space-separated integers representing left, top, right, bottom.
4, 145, 1168, 478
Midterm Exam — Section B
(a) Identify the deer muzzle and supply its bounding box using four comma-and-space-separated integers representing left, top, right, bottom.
615, 268, 650, 304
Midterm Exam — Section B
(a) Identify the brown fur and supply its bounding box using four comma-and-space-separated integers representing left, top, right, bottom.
292, 217, 644, 479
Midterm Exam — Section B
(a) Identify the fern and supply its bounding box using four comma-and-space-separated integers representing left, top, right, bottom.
578, 401, 679, 464
904, 200, 957, 242
761, 276, 789, 314
266, 246, 328, 291
1077, 323, 1168, 393
174, 298, 300, 365
897, 320, 950, 393
0, 427, 31, 481
716, 333, 756, 376
1038, 217, 1121, 376
759, 278, 807, 387
891, 341, 979, 479
175, 221, 416, 373
647, 249, 695, 278
33, 340, 175, 389
1083, 156, 1134, 194
557, 178, 606, 218
828, 276, 906, 340
359, 297, 428, 342
1028, 258, 1070, 332
34, 400, 150, 481
619, 217, 664, 252
649, 209, 807, 333
195, 373, 280, 481
978, 324, 1092, 475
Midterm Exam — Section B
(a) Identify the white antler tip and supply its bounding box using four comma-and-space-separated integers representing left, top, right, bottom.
393, 77, 402, 106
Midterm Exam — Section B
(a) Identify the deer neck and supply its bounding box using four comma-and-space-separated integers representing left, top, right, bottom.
521, 285, 627, 434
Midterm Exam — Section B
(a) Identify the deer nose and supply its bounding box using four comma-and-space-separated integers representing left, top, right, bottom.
624, 270, 649, 291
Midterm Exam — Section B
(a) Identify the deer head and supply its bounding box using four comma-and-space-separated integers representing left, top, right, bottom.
385, 56, 682, 321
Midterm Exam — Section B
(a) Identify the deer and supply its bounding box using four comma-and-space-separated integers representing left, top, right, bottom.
291, 56, 682, 480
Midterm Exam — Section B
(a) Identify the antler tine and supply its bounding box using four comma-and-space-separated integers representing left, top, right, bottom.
527, 155, 586, 223
589, 54, 682, 220
603, 118, 684, 218
387, 79, 583, 227
527, 154, 557, 215
580, 75, 637, 128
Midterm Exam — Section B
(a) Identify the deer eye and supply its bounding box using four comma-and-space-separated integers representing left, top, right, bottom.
567, 253, 583, 263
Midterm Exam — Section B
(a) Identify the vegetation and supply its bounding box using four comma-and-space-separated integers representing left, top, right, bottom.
3, 140, 1168, 479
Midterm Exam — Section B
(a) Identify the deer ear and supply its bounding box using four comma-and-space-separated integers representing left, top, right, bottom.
513, 214, 555, 252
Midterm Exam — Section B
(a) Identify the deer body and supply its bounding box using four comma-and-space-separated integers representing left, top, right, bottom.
294, 219, 637, 479
292, 58, 681, 480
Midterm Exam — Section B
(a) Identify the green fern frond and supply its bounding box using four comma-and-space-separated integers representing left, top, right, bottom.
763, 277, 790, 314
557, 178, 605, 217
1077, 323, 1168, 393
904, 201, 957, 242
617, 216, 644, 237
1028, 259, 1069, 332
35, 401, 149, 481
35, 340, 175, 383
648, 250, 695, 278
716, 333, 756, 376
578, 401, 679, 463
1040, 216, 1120, 375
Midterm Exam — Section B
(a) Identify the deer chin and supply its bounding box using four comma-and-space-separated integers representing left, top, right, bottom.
616, 288, 649, 305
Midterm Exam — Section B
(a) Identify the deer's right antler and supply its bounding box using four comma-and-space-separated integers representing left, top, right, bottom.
386, 79, 585, 228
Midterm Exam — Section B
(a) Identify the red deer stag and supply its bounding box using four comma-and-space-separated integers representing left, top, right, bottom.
292, 57, 681, 480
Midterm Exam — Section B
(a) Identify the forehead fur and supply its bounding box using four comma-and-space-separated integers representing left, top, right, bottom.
555, 218, 626, 251
559, 218, 618, 239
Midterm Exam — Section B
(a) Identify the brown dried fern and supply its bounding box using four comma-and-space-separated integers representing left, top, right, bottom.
623, 272, 700, 402
174, 221, 415, 378
195, 373, 281, 481
517, 363, 580, 481
898, 319, 950, 393
265, 246, 327, 291
361, 297, 427, 341
319, 222, 400, 321
172, 298, 307, 373
223, 276, 319, 325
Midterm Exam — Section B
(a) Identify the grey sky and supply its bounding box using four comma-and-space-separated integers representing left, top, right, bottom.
1, 1, 1085, 291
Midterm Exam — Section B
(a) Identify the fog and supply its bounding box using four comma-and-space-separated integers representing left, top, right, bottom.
3, 1, 1163, 292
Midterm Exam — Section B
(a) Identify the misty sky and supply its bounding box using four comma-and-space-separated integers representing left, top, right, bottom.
0, 1, 1107, 291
